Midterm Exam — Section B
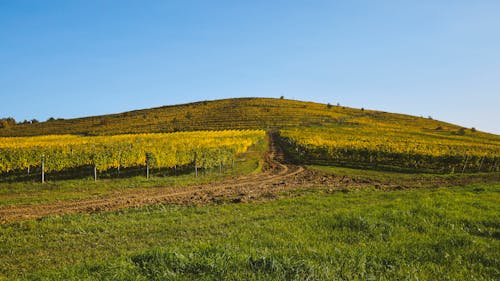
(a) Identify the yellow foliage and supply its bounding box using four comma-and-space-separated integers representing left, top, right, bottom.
0, 130, 264, 173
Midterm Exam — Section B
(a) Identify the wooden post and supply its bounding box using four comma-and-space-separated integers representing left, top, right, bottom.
478, 157, 484, 172
27, 165, 30, 175
461, 155, 469, 174
194, 152, 198, 177
219, 161, 222, 173
41, 155, 45, 183
146, 153, 150, 179
94, 165, 97, 181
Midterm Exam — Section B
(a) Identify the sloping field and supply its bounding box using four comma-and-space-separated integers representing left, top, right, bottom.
0, 97, 490, 137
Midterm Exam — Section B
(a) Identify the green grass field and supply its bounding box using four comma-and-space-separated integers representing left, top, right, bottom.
1, 181, 498, 280
308, 165, 500, 186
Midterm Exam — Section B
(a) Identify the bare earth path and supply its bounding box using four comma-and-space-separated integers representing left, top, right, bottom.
1, 135, 499, 224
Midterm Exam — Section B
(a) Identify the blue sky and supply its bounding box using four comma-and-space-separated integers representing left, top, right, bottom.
1, 0, 499, 134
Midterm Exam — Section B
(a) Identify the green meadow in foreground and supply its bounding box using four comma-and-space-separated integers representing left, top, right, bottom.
1, 182, 498, 280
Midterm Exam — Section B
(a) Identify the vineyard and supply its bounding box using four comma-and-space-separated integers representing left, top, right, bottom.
278, 126, 500, 173
0, 130, 265, 178
1, 96, 500, 177
0, 98, 478, 137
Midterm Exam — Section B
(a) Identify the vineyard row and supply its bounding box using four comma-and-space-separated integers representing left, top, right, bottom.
276, 131, 500, 173
0, 130, 265, 177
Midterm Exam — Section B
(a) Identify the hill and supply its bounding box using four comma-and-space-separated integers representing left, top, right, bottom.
0, 97, 493, 137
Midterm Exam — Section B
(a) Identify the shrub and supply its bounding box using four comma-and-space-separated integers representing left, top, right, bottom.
456, 128, 466, 135
0, 117, 16, 128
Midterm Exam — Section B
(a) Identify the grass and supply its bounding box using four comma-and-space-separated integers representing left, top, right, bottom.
0, 141, 266, 208
0, 182, 498, 280
308, 165, 500, 183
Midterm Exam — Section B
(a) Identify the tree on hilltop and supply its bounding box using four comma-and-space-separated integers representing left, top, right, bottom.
0, 117, 16, 129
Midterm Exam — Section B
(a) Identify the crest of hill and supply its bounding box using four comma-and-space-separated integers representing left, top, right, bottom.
0, 98, 495, 140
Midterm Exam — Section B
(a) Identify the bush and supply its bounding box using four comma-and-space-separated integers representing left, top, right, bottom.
0, 117, 16, 129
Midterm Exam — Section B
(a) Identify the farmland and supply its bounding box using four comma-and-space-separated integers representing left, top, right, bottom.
0, 130, 264, 174
3, 0, 500, 279
0, 98, 489, 138
0, 98, 499, 280
278, 126, 500, 173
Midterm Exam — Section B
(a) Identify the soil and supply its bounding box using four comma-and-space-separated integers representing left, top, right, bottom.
0, 135, 498, 224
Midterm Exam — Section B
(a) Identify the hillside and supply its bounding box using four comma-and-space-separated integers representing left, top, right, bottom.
0, 97, 493, 138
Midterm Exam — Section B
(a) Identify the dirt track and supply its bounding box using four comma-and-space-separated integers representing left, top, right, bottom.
1, 135, 499, 224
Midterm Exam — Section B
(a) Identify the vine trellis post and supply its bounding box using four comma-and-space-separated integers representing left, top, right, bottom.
461, 155, 469, 174
146, 153, 150, 179
194, 152, 198, 177
41, 155, 45, 183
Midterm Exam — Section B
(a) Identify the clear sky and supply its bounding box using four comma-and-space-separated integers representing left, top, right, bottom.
1, 0, 499, 134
